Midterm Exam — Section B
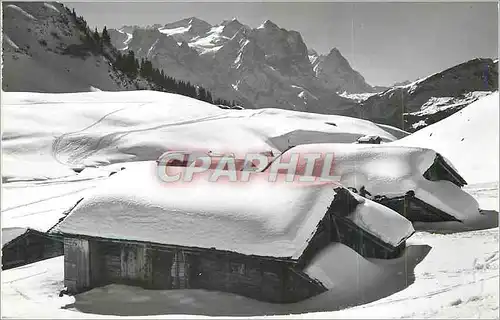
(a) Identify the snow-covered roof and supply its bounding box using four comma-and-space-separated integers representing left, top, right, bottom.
2, 227, 28, 248
356, 135, 382, 143
270, 143, 479, 221
51, 161, 340, 260
348, 192, 413, 247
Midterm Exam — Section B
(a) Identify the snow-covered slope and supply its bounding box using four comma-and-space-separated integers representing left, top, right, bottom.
358, 58, 498, 131
109, 18, 370, 113
394, 92, 499, 185
2, 2, 146, 93
2, 91, 398, 181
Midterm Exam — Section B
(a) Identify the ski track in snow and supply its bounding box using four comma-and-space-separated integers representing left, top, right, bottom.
3, 33, 20, 50
51, 108, 233, 166
5, 4, 37, 20
43, 3, 60, 13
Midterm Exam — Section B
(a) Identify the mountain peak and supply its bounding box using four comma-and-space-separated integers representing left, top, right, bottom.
164, 17, 212, 30
324, 47, 350, 66
222, 17, 243, 27
327, 47, 342, 57
258, 19, 279, 30
187, 16, 204, 23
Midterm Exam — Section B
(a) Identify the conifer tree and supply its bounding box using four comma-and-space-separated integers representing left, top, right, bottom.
102, 26, 111, 44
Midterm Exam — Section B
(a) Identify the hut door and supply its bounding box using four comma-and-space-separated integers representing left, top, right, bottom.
171, 251, 188, 289
152, 249, 173, 289
64, 238, 90, 293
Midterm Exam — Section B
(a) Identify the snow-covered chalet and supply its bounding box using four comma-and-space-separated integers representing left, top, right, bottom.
50, 161, 414, 303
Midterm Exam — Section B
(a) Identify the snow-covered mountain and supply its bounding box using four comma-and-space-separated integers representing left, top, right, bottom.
4, 3, 497, 129
357, 58, 498, 131
2, 2, 151, 92
309, 48, 374, 94
108, 18, 373, 112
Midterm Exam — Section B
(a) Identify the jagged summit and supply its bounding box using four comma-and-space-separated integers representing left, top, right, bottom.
222, 17, 242, 25
164, 16, 211, 28
327, 47, 342, 56
108, 15, 376, 111
258, 19, 280, 30
160, 17, 212, 37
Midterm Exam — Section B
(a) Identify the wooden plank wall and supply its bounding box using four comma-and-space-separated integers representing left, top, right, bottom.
2, 232, 63, 270
66, 238, 325, 302
187, 252, 324, 303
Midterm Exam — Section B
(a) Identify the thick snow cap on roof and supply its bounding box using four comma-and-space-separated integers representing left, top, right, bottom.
271, 143, 479, 220
52, 161, 341, 260
348, 192, 413, 247
2, 227, 28, 248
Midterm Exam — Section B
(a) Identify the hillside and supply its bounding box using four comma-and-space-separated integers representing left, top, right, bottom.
2, 2, 141, 92
358, 58, 498, 131
2, 2, 231, 106
393, 91, 499, 184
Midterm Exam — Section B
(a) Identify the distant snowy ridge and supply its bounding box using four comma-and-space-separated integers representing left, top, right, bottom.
359, 58, 498, 131
108, 17, 373, 113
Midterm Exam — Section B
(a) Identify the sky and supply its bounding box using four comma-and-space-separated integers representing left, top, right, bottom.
67, 2, 498, 87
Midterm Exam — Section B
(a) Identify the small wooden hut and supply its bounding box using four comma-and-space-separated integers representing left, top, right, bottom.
50, 162, 413, 303
2, 227, 63, 270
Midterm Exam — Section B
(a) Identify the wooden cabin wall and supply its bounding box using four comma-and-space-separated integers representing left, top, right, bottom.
64, 238, 90, 293
188, 252, 285, 302
186, 251, 325, 303
65, 237, 325, 303
2, 232, 63, 270
284, 267, 327, 301
332, 216, 404, 259
89, 241, 153, 288
375, 195, 460, 222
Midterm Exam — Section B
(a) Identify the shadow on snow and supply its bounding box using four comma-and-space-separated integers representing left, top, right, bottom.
413, 209, 499, 234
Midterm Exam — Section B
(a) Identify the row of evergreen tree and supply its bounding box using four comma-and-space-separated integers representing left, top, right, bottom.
66, 6, 236, 107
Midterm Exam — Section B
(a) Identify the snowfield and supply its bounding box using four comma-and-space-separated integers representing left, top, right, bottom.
1, 90, 498, 318
2, 90, 398, 181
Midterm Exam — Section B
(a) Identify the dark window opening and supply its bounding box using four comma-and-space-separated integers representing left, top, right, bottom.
230, 262, 246, 275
